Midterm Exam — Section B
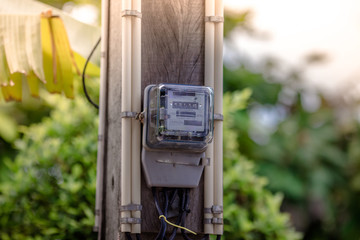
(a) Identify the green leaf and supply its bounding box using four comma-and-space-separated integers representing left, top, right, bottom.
0, 111, 17, 141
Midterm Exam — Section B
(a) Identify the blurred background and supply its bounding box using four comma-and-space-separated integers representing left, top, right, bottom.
224, 1, 360, 239
0, 0, 360, 239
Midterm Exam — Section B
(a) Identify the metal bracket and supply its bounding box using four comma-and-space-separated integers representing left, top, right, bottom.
121, 111, 144, 123
204, 205, 223, 214
204, 218, 223, 224
120, 204, 143, 212
205, 16, 224, 23
121, 111, 137, 118
204, 218, 212, 224
204, 208, 211, 214
212, 205, 223, 214
98, 134, 103, 141
119, 205, 142, 225
201, 157, 210, 166
121, 10, 142, 18
120, 217, 142, 224
212, 218, 223, 224
214, 113, 223, 121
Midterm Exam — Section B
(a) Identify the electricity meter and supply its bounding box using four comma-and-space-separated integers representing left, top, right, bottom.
144, 84, 214, 151
142, 84, 214, 188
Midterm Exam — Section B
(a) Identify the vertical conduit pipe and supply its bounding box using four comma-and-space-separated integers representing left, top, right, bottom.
121, 0, 133, 233
94, 0, 110, 232
204, 0, 215, 235
214, 0, 224, 235
131, 0, 141, 234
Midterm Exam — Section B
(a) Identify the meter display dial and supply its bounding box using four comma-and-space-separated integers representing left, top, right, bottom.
166, 89, 206, 132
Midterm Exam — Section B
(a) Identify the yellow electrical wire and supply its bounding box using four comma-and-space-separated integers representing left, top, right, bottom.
158, 215, 197, 235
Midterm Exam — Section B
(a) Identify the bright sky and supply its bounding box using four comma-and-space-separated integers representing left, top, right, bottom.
224, 0, 360, 100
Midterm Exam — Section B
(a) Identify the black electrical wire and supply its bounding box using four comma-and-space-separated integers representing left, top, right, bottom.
152, 188, 162, 240
82, 37, 101, 109
152, 188, 162, 217
125, 231, 142, 239
125, 232, 132, 240
169, 189, 184, 240
153, 187, 215, 240
162, 189, 169, 239
180, 189, 210, 240
169, 189, 178, 207
180, 189, 193, 240
153, 188, 166, 240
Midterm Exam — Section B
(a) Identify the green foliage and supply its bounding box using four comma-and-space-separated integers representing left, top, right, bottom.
0, 95, 98, 240
0, 111, 17, 142
0, 89, 301, 240
0, 6, 305, 239
224, 67, 281, 105
226, 63, 360, 239
224, 11, 253, 37
0, 97, 53, 141
253, 101, 360, 239
223, 90, 301, 240
222, 10, 360, 238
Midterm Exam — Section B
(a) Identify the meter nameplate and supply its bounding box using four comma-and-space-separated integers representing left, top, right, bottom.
166, 89, 206, 132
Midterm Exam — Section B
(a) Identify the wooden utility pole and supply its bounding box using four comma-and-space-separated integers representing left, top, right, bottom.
100, 0, 205, 239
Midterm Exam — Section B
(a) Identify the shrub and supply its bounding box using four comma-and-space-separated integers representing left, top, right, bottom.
0, 90, 300, 240
0, 95, 98, 240
222, 90, 301, 240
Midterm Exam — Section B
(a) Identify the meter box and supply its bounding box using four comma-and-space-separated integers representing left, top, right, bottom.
144, 84, 214, 152
142, 84, 214, 188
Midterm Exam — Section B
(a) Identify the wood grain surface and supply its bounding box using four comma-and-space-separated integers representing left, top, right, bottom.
142, 0, 205, 94
102, 0, 205, 239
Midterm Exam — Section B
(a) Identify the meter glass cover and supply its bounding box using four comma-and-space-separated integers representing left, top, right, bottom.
144, 84, 214, 151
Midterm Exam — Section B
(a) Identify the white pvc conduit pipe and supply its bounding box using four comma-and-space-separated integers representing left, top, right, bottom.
121, 0, 133, 233
131, 0, 142, 234
204, 0, 215, 235
120, 0, 142, 234
214, 0, 224, 235
204, 0, 224, 235
95, 0, 141, 234
94, 0, 110, 232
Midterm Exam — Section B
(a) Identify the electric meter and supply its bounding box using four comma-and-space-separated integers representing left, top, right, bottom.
142, 84, 214, 188
143, 84, 214, 151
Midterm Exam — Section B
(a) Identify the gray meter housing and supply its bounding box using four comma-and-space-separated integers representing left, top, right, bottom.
142, 84, 214, 188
